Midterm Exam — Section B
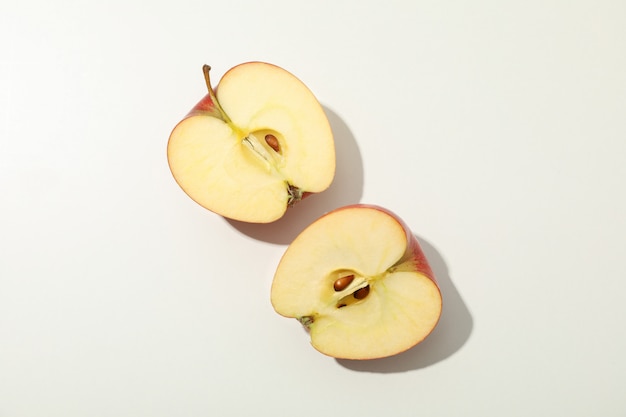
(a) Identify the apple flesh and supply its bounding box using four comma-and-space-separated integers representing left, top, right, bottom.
167, 63, 335, 223
270, 205, 442, 360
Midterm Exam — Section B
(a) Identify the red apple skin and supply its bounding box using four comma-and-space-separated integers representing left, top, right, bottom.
392, 208, 437, 284
182, 80, 230, 119
186, 93, 218, 117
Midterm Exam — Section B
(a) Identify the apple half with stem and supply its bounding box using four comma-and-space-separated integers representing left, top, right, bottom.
270, 204, 442, 360
167, 62, 335, 223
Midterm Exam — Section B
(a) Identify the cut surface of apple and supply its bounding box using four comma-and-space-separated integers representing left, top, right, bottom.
270, 205, 442, 360
167, 62, 335, 223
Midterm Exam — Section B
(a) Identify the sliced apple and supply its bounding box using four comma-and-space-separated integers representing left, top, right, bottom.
167, 62, 335, 223
270, 204, 442, 360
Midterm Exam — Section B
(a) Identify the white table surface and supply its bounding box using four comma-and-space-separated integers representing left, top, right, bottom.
2, 1, 625, 416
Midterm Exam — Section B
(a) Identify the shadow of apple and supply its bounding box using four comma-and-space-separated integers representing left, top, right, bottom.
336, 236, 473, 372
226, 106, 364, 245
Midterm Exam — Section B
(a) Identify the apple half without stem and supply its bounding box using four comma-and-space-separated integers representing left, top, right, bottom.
270, 204, 442, 360
167, 62, 335, 223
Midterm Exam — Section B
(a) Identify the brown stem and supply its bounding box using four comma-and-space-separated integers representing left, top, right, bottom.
201, 65, 231, 124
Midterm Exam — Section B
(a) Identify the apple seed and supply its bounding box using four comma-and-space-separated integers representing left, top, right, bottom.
264, 134, 281, 153
333, 274, 355, 292
353, 285, 370, 300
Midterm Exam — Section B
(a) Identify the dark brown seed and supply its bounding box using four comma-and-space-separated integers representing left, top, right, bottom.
265, 134, 280, 153
353, 286, 370, 300
333, 274, 355, 292
337, 304, 347, 309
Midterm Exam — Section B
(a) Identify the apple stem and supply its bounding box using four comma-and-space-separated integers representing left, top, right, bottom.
202, 64, 232, 123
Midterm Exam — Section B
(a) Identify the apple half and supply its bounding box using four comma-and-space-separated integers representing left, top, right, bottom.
270, 205, 442, 360
167, 62, 335, 223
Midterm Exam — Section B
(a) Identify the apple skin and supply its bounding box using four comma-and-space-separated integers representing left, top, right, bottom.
186, 92, 218, 117
271, 204, 442, 360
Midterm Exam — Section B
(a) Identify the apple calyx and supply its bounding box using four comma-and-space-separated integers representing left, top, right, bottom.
287, 184, 305, 206
298, 316, 314, 329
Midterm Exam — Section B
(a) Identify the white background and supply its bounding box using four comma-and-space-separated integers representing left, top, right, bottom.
1, 1, 625, 416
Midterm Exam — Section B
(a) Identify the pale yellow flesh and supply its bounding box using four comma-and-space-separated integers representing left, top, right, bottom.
270, 207, 442, 359
168, 117, 288, 222
310, 271, 441, 359
217, 62, 335, 193
168, 62, 335, 223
